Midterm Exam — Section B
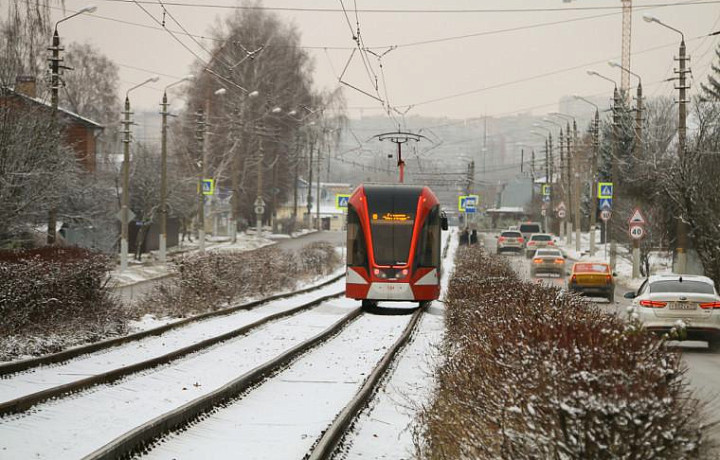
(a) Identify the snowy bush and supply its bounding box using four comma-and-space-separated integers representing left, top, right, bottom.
0, 247, 127, 359
415, 245, 708, 459
140, 242, 341, 318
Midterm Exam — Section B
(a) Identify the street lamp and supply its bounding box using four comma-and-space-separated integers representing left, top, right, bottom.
573, 95, 601, 256
47, 5, 97, 245
644, 14, 690, 273
159, 74, 193, 263
120, 76, 159, 271
530, 131, 552, 231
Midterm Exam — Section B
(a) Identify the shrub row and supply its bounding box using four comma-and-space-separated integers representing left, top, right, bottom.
140, 241, 341, 318
415, 245, 707, 459
0, 248, 127, 359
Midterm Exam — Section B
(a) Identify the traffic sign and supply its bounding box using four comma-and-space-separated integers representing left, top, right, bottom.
336, 194, 351, 209
465, 195, 479, 213
599, 198, 613, 210
629, 224, 645, 240
458, 195, 467, 211
254, 196, 265, 208
628, 208, 646, 225
115, 208, 136, 223
254, 205, 265, 215
557, 209, 566, 219
600, 209, 611, 222
202, 179, 215, 196
556, 201, 566, 211
597, 182, 613, 199
542, 195, 551, 203
542, 184, 551, 196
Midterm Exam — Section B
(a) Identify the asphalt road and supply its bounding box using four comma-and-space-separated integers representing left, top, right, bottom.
482, 231, 720, 442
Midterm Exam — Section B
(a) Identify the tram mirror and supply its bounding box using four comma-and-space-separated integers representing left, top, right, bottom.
441, 215, 448, 231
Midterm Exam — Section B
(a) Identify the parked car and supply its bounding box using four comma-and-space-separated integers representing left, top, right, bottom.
624, 274, 720, 351
497, 230, 524, 254
518, 222, 542, 241
568, 262, 615, 302
525, 233, 555, 258
530, 248, 565, 277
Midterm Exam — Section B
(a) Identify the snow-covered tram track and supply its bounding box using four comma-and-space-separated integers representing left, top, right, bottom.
133, 306, 425, 460
0, 298, 362, 459
0, 273, 345, 378
0, 277, 346, 417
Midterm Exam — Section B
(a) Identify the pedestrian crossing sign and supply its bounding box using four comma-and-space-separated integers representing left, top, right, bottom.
336, 194, 351, 209
597, 182, 613, 199
201, 179, 215, 195
542, 184, 551, 196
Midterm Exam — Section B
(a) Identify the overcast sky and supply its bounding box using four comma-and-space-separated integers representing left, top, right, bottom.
25, 0, 720, 124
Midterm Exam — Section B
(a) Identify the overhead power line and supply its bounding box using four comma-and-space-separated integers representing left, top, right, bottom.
95, 0, 720, 14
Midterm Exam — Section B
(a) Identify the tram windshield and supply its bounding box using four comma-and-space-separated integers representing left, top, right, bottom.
365, 187, 420, 266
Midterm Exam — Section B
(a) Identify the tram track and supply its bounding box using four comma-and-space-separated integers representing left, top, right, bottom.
0, 297, 362, 459
0, 274, 345, 417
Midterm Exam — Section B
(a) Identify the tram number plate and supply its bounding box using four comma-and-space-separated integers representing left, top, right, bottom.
669, 303, 696, 311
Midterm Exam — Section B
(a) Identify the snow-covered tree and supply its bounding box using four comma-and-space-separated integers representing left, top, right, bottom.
700, 43, 720, 101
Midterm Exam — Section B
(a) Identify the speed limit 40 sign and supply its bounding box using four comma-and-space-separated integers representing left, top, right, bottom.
629, 224, 645, 240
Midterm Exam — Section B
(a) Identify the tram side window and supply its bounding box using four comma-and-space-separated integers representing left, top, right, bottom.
347, 205, 368, 268
419, 206, 441, 267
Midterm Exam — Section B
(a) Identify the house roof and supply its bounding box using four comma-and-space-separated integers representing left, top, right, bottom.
1, 86, 104, 130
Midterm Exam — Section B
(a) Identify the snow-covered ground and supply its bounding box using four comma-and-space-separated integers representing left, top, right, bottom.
109, 232, 279, 288
340, 228, 458, 459
0, 296, 359, 459
0, 273, 345, 405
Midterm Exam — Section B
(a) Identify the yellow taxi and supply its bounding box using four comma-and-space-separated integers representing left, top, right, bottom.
568, 262, 616, 303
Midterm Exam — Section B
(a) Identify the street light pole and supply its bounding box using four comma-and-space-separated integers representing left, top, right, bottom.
47, 5, 97, 245
120, 76, 158, 271
573, 95, 600, 256
644, 15, 690, 273
159, 76, 192, 263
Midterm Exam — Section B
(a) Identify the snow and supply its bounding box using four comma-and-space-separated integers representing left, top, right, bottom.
144, 311, 412, 459
340, 228, 458, 459
0, 297, 359, 459
0, 272, 346, 405
108, 232, 277, 288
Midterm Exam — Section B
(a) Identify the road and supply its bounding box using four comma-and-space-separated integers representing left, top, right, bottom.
113, 231, 346, 303
483, 231, 720, 441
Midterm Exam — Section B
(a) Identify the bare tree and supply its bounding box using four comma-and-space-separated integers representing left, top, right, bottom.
0, 99, 79, 246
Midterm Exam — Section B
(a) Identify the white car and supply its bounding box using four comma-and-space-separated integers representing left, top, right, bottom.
624, 274, 720, 351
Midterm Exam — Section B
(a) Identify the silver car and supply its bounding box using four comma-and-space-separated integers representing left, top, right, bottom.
497, 230, 524, 254
529, 248, 565, 277
625, 274, 720, 351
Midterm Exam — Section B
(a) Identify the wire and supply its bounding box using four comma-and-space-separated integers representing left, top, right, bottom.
94, 0, 720, 14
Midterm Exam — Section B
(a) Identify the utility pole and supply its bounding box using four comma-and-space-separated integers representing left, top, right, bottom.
572, 121, 580, 253
256, 136, 264, 237
610, 88, 621, 269
676, 36, 689, 273
120, 97, 132, 271
566, 123, 573, 245
558, 128, 565, 239
316, 144, 321, 230
195, 108, 206, 251
545, 137, 550, 233
590, 109, 600, 256
47, 29, 62, 245
306, 143, 314, 229
159, 92, 169, 262
531, 149, 536, 212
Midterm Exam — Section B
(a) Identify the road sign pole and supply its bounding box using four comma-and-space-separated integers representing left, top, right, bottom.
632, 240, 640, 279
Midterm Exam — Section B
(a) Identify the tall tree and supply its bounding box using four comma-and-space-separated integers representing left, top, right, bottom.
700, 43, 720, 101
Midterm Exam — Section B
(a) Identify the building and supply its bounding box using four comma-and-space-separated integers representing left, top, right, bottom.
1, 76, 103, 172
276, 180, 353, 231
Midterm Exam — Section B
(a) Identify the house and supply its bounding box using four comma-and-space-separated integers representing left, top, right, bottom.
276, 180, 354, 231
0, 76, 103, 172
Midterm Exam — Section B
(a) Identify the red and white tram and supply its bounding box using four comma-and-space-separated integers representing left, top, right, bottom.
345, 184, 448, 308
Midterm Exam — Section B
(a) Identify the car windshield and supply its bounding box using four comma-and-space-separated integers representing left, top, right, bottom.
519, 224, 541, 233
574, 263, 609, 273
531, 235, 551, 241
649, 280, 715, 294
501, 231, 521, 238
536, 249, 561, 257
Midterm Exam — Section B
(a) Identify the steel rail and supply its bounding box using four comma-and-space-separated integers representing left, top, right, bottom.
82, 306, 363, 460
0, 289, 345, 416
0, 273, 345, 377
306, 306, 425, 459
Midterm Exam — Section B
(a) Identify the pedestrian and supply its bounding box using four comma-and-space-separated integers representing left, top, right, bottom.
470, 229, 478, 245
460, 228, 469, 246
